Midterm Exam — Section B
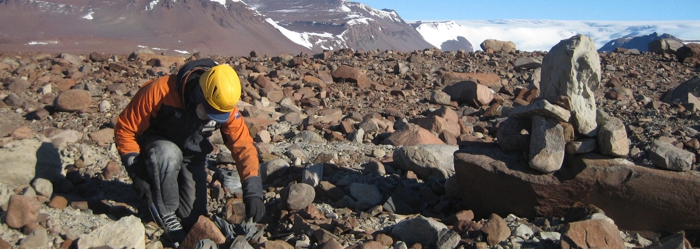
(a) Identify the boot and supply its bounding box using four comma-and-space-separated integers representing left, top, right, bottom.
161, 212, 186, 246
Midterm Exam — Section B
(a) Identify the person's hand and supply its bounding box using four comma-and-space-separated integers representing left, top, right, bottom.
121, 153, 152, 201
244, 196, 265, 222
242, 176, 265, 222
121, 152, 141, 178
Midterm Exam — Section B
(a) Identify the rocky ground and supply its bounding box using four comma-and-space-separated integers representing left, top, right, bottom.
0, 41, 699, 249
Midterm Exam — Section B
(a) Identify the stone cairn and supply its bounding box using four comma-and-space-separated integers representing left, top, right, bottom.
496, 34, 694, 173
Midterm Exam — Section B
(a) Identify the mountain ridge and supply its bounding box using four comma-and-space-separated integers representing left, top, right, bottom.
0, 0, 698, 55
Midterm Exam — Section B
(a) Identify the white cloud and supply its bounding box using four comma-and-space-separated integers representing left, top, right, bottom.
413, 20, 700, 52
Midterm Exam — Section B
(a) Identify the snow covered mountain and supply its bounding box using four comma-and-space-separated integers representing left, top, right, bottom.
413, 19, 700, 52
244, 0, 433, 52
1, 0, 698, 56
0, 0, 433, 55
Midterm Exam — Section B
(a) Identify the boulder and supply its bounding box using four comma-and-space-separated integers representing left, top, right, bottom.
596, 111, 629, 157
561, 219, 625, 249
676, 43, 700, 64
663, 76, 700, 104
430, 91, 451, 105
391, 216, 448, 247
280, 183, 315, 210
77, 215, 145, 249
393, 145, 458, 181
481, 214, 510, 246
31, 178, 53, 198
5, 195, 41, 229
454, 142, 700, 231
301, 163, 323, 187
540, 35, 601, 137
528, 116, 565, 173
496, 117, 530, 151
180, 216, 227, 249
348, 183, 382, 208
649, 139, 695, 171
565, 138, 597, 155
54, 89, 92, 112
260, 158, 290, 184
0, 138, 63, 190
648, 38, 684, 54
383, 183, 427, 215
442, 80, 494, 107
509, 99, 571, 122
441, 72, 502, 91
514, 57, 542, 69
382, 124, 445, 146
480, 39, 517, 53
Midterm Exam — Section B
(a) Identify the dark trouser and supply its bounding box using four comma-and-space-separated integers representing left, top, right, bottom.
137, 136, 208, 230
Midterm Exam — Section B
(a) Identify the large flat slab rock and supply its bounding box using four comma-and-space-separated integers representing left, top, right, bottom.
454, 142, 700, 231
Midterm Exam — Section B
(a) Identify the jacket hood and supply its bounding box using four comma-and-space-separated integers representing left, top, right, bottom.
176, 58, 218, 109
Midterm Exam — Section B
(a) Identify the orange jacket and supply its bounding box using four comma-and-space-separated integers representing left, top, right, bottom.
114, 75, 259, 180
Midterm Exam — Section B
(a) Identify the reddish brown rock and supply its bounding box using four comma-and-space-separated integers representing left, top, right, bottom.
102, 161, 121, 179
561, 219, 625, 249
442, 72, 502, 91
316, 181, 346, 202
48, 195, 68, 209
361, 241, 384, 249
317, 238, 344, 249
443, 80, 494, 107
332, 65, 365, 83
54, 89, 91, 112
7, 78, 29, 93
454, 143, 700, 231
55, 78, 76, 92
481, 214, 510, 246
10, 126, 34, 140
383, 124, 444, 146
676, 43, 700, 64
263, 240, 294, 249
223, 198, 246, 225
5, 195, 41, 229
0, 238, 10, 249
444, 210, 475, 225
180, 216, 226, 249
88, 128, 115, 147
303, 75, 327, 89
374, 233, 394, 247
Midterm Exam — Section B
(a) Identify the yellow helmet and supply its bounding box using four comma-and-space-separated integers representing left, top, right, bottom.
199, 64, 241, 122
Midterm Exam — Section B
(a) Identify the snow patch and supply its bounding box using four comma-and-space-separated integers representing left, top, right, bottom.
82, 10, 94, 20
145, 0, 159, 11
208, 0, 232, 7
348, 17, 372, 25
265, 18, 313, 49
413, 19, 700, 52
346, 2, 400, 23
27, 41, 59, 45
174, 50, 189, 54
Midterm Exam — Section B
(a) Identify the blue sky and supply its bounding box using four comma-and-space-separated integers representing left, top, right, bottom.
356, 0, 700, 21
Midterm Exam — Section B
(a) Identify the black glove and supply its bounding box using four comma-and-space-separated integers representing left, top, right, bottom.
242, 176, 265, 222
121, 152, 141, 178
121, 153, 152, 203
244, 196, 265, 223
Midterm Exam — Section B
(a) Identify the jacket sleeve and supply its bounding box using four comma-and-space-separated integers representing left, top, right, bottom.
114, 77, 166, 156
220, 109, 260, 181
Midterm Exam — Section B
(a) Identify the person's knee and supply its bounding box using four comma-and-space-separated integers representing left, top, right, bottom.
145, 140, 183, 173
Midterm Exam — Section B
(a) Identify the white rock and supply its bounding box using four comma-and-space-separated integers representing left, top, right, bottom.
540, 35, 601, 137
77, 215, 145, 249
